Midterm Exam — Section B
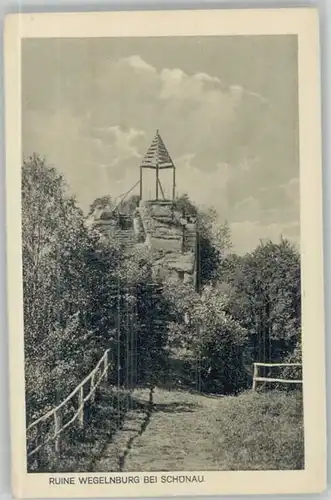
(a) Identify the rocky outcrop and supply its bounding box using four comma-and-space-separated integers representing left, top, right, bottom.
87, 200, 198, 288
137, 200, 197, 287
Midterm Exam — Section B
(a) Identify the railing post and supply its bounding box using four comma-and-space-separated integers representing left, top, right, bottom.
54, 410, 62, 455
252, 363, 258, 391
78, 386, 84, 428
109, 350, 114, 383
104, 350, 109, 384
90, 372, 96, 403
33, 423, 41, 470
140, 166, 143, 201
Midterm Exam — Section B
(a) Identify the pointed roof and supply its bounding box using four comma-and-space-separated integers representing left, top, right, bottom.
141, 130, 175, 169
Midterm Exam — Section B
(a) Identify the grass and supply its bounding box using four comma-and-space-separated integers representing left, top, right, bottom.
29, 386, 133, 473
29, 386, 304, 473
215, 389, 304, 470
121, 387, 304, 472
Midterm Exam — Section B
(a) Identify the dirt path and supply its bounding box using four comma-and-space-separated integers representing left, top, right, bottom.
94, 387, 228, 472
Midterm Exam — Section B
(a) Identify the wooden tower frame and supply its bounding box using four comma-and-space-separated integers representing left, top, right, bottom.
139, 130, 176, 202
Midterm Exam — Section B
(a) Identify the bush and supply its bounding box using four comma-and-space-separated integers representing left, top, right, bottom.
163, 283, 248, 394
220, 240, 301, 365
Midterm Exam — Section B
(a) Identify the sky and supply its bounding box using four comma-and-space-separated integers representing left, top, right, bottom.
22, 35, 299, 255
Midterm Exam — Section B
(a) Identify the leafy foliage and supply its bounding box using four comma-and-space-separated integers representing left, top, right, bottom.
87, 195, 113, 215
23, 156, 171, 426
162, 282, 248, 393
23, 155, 302, 472
22, 155, 97, 421
219, 239, 301, 367
174, 193, 232, 286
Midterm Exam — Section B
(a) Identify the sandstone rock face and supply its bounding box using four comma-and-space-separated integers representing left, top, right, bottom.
138, 200, 197, 287
87, 200, 198, 287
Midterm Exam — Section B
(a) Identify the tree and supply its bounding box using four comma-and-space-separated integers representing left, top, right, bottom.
162, 280, 248, 394
282, 343, 302, 384
190, 285, 248, 394
83, 221, 173, 390
221, 239, 301, 367
23, 155, 172, 422
174, 194, 232, 286
22, 154, 99, 421
174, 193, 198, 218
88, 195, 113, 215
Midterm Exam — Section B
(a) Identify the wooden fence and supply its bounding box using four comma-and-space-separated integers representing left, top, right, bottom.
26, 349, 112, 458
252, 362, 302, 391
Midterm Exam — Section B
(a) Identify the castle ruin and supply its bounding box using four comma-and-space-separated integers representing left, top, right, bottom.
87, 130, 198, 288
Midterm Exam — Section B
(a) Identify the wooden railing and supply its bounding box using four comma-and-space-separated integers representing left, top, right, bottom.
252, 362, 302, 391
26, 349, 112, 458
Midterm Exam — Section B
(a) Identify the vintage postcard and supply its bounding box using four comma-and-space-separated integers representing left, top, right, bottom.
4, 7, 326, 498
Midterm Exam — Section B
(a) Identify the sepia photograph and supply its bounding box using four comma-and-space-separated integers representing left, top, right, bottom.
5, 8, 325, 498
22, 32, 304, 474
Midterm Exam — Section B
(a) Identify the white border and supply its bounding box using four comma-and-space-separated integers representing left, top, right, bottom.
4, 7, 326, 498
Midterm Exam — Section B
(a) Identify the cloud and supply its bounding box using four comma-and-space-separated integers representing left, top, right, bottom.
231, 220, 300, 255
232, 197, 260, 222
230, 84, 268, 104
229, 177, 299, 228
23, 108, 146, 207
122, 55, 156, 73
194, 72, 221, 84
92, 125, 145, 162
175, 154, 230, 213
23, 49, 299, 254
159, 67, 226, 102
89, 54, 262, 162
